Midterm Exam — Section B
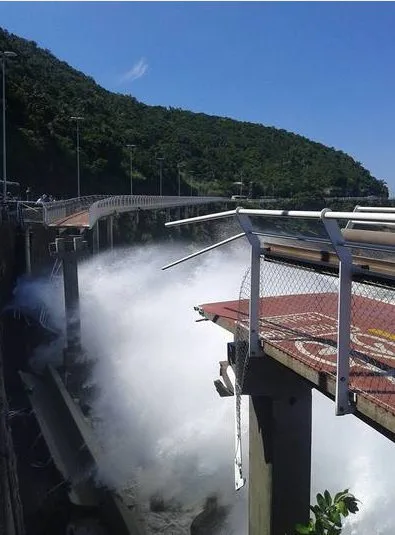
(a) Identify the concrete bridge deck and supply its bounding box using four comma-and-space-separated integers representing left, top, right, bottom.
48, 210, 90, 228
198, 292, 395, 438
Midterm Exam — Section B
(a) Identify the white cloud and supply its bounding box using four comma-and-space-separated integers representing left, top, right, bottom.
119, 57, 148, 84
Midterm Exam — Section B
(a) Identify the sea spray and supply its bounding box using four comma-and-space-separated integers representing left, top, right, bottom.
11, 240, 395, 533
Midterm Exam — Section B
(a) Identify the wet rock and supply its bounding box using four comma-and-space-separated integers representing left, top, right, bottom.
190, 495, 229, 535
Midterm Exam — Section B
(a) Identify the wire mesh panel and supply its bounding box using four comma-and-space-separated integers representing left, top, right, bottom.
234, 248, 395, 422
235, 267, 250, 391
233, 267, 250, 489
350, 281, 395, 413
243, 259, 339, 382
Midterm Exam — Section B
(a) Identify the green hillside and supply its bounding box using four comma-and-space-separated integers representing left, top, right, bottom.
0, 27, 389, 200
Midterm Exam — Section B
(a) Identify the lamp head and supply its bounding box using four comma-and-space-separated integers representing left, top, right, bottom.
1, 51, 17, 59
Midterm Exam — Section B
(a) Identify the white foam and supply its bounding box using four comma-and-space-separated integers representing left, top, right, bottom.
14, 240, 395, 533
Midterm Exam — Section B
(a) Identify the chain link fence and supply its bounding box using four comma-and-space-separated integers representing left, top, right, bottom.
235, 258, 339, 390
350, 281, 395, 412
234, 247, 395, 414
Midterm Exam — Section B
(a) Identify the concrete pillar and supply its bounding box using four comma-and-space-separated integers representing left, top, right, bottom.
245, 358, 312, 535
106, 215, 114, 250
24, 226, 31, 275
249, 396, 272, 535
92, 220, 100, 254
61, 245, 81, 357
50, 237, 86, 376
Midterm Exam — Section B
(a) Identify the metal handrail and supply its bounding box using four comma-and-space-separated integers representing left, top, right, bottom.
42, 195, 110, 225
88, 195, 224, 228
15, 195, 225, 227
16, 201, 44, 225
165, 207, 395, 228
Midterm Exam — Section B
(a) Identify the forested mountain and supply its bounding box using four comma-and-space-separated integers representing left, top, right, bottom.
0, 28, 389, 199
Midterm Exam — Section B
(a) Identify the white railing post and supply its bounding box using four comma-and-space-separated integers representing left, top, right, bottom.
321, 209, 354, 415
236, 210, 262, 357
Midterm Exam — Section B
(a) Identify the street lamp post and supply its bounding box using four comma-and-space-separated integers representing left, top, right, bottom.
233, 181, 243, 196
126, 144, 136, 195
70, 116, 84, 198
1, 50, 17, 203
156, 157, 164, 196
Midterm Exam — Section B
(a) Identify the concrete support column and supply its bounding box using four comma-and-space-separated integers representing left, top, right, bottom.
106, 215, 114, 250
92, 220, 100, 254
246, 359, 312, 535
24, 226, 31, 275
50, 237, 86, 376
63, 249, 81, 357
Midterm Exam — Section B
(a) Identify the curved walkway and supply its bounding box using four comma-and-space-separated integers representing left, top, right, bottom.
49, 210, 90, 228
42, 195, 226, 229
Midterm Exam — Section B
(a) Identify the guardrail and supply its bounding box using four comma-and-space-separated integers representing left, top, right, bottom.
15, 195, 225, 228
88, 195, 225, 228
16, 201, 44, 224
14, 197, 109, 226
42, 195, 109, 226
9, 195, 393, 228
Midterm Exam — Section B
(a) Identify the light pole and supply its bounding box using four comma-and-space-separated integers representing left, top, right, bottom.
233, 181, 243, 196
156, 157, 164, 196
70, 116, 84, 198
1, 50, 17, 203
126, 144, 136, 195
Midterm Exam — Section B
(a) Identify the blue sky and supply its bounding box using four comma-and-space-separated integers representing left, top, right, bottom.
1, 1, 395, 194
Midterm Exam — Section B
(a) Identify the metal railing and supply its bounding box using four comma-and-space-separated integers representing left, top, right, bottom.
88, 195, 224, 228
11, 197, 108, 226
346, 205, 395, 230
16, 201, 44, 224
42, 196, 109, 226
11, 195, 225, 228
9, 195, 393, 229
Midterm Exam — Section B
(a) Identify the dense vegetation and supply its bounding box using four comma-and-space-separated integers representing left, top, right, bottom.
0, 27, 389, 200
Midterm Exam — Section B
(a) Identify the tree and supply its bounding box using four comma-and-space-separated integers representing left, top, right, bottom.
0, 27, 389, 200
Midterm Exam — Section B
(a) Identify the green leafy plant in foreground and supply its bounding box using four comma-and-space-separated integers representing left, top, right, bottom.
295, 489, 359, 535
